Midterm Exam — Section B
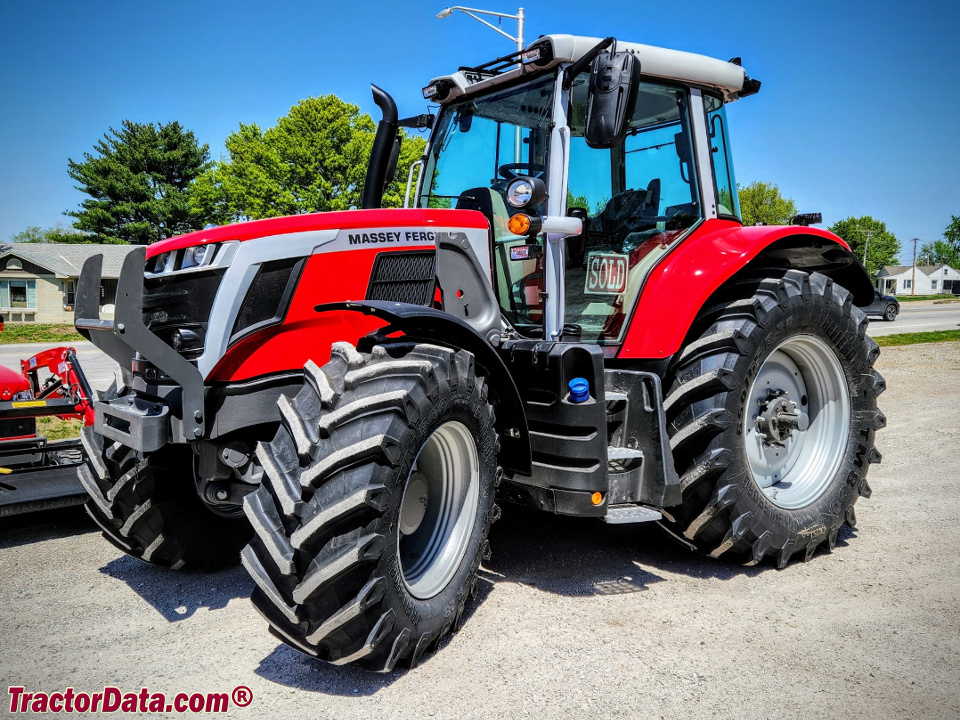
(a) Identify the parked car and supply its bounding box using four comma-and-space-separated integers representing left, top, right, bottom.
864, 290, 900, 321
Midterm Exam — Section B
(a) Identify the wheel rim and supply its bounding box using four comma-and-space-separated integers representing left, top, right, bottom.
885, 305, 896, 321
398, 421, 479, 600
743, 335, 850, 509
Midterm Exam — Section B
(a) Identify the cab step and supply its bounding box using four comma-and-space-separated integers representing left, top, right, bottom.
603, 504, 662, 524
607, 446, 644, 462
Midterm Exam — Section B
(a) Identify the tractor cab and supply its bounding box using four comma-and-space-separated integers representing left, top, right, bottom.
416, 35, 756, 345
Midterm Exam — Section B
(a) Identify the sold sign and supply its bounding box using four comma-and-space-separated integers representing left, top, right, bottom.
584, 253, 628, 295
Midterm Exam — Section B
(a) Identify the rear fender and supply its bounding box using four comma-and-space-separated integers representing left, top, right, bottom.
316, 300, 531, 477
618, 219, 874, 359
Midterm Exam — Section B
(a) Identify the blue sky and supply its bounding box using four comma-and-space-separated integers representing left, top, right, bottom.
1, 0, 957, 263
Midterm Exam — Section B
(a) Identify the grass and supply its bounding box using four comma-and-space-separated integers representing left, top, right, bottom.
874, 330, 960, 347
897, 294, 960, 302
36, 416, 83, 440
0, 323, 85, 344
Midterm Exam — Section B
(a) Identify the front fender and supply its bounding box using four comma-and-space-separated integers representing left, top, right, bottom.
316, 300, 532, 477
618, 219, 874, 359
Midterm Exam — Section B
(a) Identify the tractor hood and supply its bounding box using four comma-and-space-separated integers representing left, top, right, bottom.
0, 364, 30, 400
146, 209, 489, 260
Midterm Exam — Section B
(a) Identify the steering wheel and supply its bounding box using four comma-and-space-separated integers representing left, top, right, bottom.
498, 162, 547, 180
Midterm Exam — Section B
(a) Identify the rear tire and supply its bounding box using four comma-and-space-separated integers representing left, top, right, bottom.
241, 342, 499, 670
79, 428, 252, 569
661, 270, 885, 567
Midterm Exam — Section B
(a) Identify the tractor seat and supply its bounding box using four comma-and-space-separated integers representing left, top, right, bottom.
456, 187, 511, 242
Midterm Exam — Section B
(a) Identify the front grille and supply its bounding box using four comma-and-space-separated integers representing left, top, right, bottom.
231, 258, 304, 340
365, 251, 436, 306
142, 269, 225, 330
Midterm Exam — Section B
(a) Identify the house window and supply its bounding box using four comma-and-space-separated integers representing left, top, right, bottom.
64, 280, 76, 306
932, 279, 938, 289
903, 279, 912, 290
0, 280, 36, 308
5, 258, 23, 271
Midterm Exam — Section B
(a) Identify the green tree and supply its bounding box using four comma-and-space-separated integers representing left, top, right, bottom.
828, 216, 901, 277
192, 95, 426, 223
918, 240, 959, 269
919, 216, 960, 268
566, 189, 590, 211
10, 222, 92, 243
66, 120, 211, 244
945, 216, 960, 246
737, 181, 797, 226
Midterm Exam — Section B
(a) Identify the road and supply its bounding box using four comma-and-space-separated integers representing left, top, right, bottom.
866, 299, 960, 336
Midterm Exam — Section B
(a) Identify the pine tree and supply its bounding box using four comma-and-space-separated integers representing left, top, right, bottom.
66, 120, 210, 244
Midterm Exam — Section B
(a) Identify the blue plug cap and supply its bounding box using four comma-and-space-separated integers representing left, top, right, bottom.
568, 377, 590, 403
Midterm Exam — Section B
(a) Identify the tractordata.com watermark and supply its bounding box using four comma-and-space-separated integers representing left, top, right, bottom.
7, 686, 253, 714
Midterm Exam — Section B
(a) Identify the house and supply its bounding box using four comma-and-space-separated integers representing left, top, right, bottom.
876, 266, 929, 295
0, 243, 139, 323
918, 264, 960, 294
876, 264, 960, 295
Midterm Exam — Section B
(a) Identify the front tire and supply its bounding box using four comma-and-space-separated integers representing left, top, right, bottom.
79, 429, 252, 569
884, 304, 898, 321
241, 342, 499, 670
661, 270, 885, 567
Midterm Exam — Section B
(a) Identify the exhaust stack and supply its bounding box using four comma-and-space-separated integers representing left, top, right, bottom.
361, 85, 400, 209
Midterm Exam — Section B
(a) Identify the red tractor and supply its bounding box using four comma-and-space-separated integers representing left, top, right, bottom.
0, 338, 95, 517
75, 35, 883, 670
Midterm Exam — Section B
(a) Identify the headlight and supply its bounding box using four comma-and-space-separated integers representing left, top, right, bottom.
506, 176, 547, 209
152, 253, 169, 273
181, 244, 212, 269
13, 390, 34, 401
507, 179, 535, 208
171, 327, 204, 354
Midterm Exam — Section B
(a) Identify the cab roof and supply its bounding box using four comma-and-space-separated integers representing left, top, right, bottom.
427, 34, 754, 104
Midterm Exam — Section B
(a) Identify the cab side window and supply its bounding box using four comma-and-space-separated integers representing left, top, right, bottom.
705, 97, 739, 219
564, 76, 700, 343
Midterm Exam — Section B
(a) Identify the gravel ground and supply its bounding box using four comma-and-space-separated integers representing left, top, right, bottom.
1, 342, 959, 719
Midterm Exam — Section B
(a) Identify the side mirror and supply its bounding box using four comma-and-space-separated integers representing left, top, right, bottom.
584, 50, 640, 149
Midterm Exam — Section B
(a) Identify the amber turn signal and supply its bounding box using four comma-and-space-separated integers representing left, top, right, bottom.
508, 213, 532, 235
591, 492, 604, 506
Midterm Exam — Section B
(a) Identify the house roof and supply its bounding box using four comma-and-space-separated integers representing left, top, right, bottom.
0, 243, 138, 278
880, 265, 912, 276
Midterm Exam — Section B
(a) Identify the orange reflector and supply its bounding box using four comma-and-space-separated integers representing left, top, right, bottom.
508, 213, 531, 235
591, 492, 603, 506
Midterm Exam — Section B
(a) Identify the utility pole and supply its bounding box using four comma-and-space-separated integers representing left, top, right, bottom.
911, 238, 918, 297
862, 229, 874, 267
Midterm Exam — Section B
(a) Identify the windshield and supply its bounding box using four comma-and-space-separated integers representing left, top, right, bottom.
419, 75, 554, 333
564, 73, 701, 343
